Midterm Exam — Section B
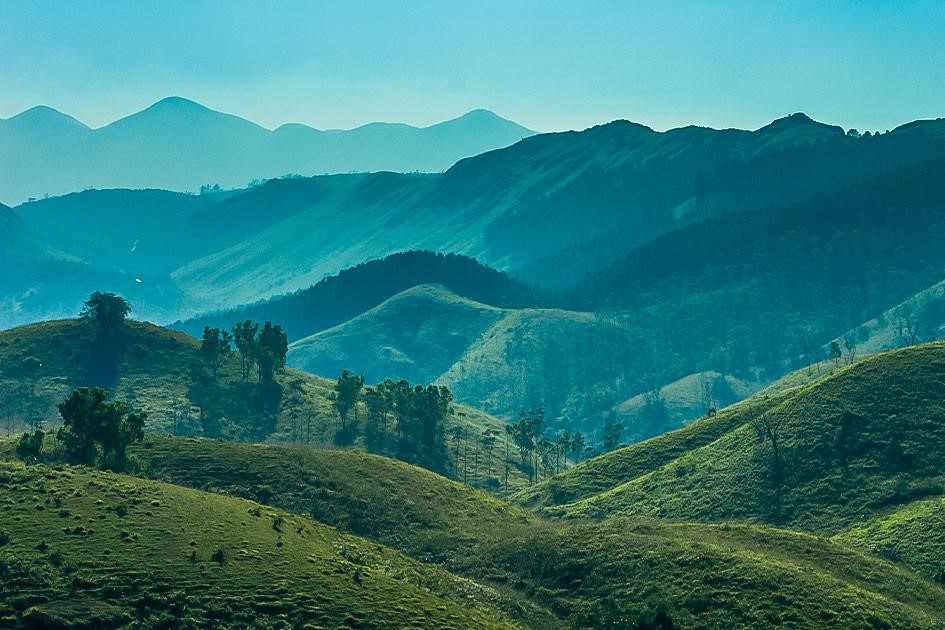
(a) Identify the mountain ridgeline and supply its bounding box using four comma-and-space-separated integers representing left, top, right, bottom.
0, 97, 534, 204
6, 112, 945, 441
8, 112, 945, 322
176, 251, 543, 343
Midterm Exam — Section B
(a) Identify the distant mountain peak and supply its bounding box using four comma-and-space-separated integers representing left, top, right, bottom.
5, 105, 90, 129
148, 96, 210, 111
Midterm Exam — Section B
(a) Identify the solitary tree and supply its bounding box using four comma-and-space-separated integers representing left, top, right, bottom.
57, 387, 146, 470
81, 292, 131, 384
750, 413, 785, 505
843, 338, 858, 365
602, 415, 624, 452
81, 292, 131, 335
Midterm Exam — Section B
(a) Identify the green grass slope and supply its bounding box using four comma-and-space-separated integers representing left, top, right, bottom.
835, 496, 945, 581
549, 342, 945, 533
287, 284, 506, 384
10, 435, 935, 628
439, 307, 637, 425
42, 436, 945, 629
0, 460, 517, 628
0, 318, 527, 490
130, 436, 539, 567
513, 388, 795, 509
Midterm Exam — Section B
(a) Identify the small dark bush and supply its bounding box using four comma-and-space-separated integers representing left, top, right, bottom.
210, 547, 226, 564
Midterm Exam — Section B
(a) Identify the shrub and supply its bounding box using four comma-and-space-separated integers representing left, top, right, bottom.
210, 547, 226, 564
15, 430, 45, 464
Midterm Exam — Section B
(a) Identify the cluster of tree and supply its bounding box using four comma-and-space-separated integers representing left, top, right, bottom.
190, 321, 288, 440
504, 406, 587, 485
16, 387, 146, 471
329, 371, 453, 473
200, 320, 288, 383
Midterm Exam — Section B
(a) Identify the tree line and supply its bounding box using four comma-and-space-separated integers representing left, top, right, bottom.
328, 370, 452, 474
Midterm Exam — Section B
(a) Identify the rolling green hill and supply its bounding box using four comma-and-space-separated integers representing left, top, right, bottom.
288, 284, 506, 384
17, 435, 943, 628
180, 251, 539, 344
513, 388, 796, 509
0, 317, 527, 491
285, 283, 651, 430
834, 496, 945, 581
0, 459, 518, 628
540, 342, 945, 534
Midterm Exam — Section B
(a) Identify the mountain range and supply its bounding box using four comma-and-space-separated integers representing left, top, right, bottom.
0, 97, 534, 204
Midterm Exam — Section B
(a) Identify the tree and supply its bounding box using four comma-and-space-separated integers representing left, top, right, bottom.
333, 369, 364, 430
750, 414, 785, 502
896, 316, 920, 347
57, 388, 146, 470
81, 292, 131, 385
232, 320, 259, 381
81, 292, 131, 335
828, 340, 842, 368
506, 414, 534, 469
699, 375, 717, 418
481, 429, 499, 479
363, 386, 392, 451
602, 415, 624, 452
255, 322, 288, 383
843, 338, 857, 365
15, 430, 45, 464
201, 327, 232, 377
568, 432, 586, 464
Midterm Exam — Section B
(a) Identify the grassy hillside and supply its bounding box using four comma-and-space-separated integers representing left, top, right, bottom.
286, 283, 661, 432
440, 308, 638, 426
835, 496, 945, 581
288, 284, 506, 384
0, 318, 528, 491
547, 342, 945, 533
129, 436, 540, 568
16, 435, 944, 628
613, 370, 760, 442
0, 460, 517, 628
5, 435, 938, 628
513, 388, 795, 509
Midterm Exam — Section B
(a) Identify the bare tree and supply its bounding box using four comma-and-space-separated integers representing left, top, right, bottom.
896, 316, 920, 347
699, 375, 717, 418
750, 414, 785, 494
843, 338, 858, 365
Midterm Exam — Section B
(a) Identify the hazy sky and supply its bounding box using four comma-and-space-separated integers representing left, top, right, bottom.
2, 1, 944, 132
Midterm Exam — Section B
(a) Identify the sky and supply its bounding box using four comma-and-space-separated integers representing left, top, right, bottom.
2, 1, 945, 133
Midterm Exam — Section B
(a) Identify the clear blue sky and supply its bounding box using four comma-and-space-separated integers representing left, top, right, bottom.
2, 0, 944, 132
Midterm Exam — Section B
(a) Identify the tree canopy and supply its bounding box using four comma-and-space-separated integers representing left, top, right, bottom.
57, 387, 146, 470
